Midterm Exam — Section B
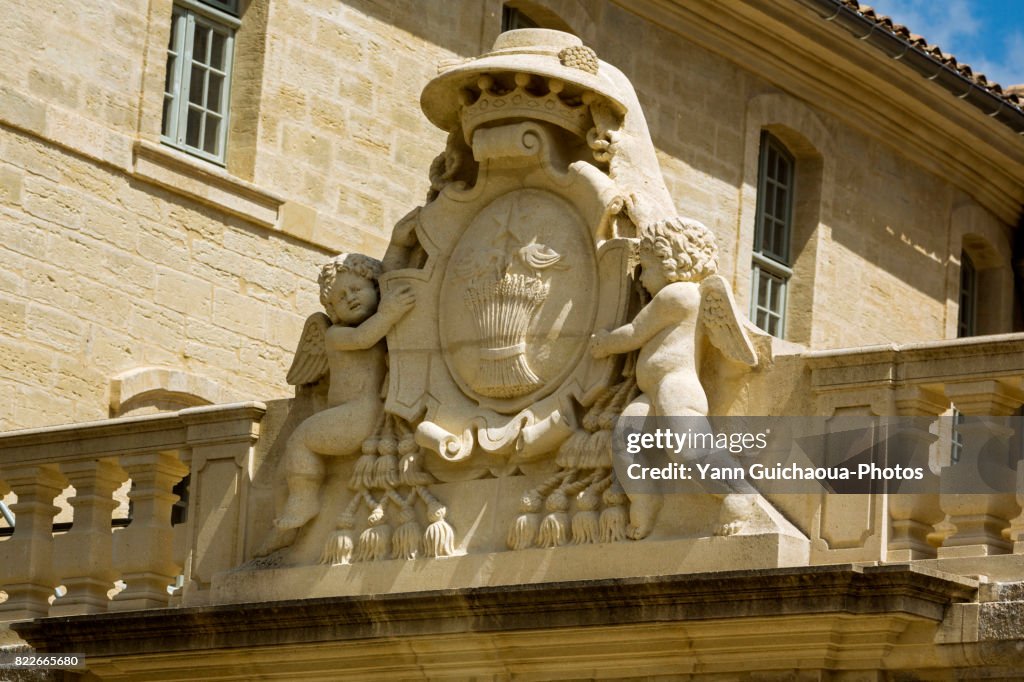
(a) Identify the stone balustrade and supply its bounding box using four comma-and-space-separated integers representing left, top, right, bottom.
0, 402, 264, 623
1, 336, 1022, 625
804, 333, 1024, 567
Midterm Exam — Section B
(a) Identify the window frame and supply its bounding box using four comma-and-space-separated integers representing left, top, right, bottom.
957, 250, 978, 338
161, 0, 239, 165
750, 131, 796, 338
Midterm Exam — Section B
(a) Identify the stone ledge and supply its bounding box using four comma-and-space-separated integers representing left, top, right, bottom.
13, 564, 977, 656
132, 140, 284, 228
209, 532, 809, 606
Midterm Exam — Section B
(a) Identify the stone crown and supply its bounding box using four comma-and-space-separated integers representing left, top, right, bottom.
460, 72, 595, 140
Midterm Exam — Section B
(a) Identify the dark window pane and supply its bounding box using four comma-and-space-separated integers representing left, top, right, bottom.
207, 73, 224, 112
189, 65, 205, 105
768, 221, 783, 258
164, 54, 176, 94
161, 96, 174, 137
186, 107, 202, 147
210, 30, 226, 70
766, 183, 778, 219
774, 186, 786, 223
192, 25, 209, 63
203, 115, 220, 154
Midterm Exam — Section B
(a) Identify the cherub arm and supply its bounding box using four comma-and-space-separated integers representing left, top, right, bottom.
381, 207, 421, 273
591, 283, 695, 358
326, 285, 415, 351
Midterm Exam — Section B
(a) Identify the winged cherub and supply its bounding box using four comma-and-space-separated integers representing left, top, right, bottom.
591, 216, 762, 539
257, 253, 414, 556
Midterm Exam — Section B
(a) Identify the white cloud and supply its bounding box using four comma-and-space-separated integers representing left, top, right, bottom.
869, 0, 981, 55
972, 30, 1024, 87
862, 0, 1024, 87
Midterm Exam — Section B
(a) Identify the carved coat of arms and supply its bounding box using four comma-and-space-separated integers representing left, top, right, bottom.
256, 29, 775, 567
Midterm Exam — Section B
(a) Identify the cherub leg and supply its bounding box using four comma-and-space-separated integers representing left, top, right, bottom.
274, 420, 327, 531
618, 395, 663, 540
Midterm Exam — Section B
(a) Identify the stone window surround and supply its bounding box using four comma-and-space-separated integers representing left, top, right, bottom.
945, 204, 1015, 338
160, 0, 239, 165
735, 92, 834, 347
140, 0, 270, 181
750, 131, 795, 338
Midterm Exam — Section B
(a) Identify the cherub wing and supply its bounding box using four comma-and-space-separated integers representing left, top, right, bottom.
286, 312, 331, 386
698, 274, 759, 367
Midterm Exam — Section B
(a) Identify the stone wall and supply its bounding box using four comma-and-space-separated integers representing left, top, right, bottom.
0, 0, 476, 431
0, 0, 1017, 430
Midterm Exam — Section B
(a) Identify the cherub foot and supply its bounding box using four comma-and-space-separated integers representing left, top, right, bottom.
714, 493, 756, 537
254, 526, 298, 557
715, 519, 744, 536
625, 494, 663, 540
627, 522, 653, 540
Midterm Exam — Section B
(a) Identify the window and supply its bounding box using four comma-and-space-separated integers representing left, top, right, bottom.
502, 5, 539, 32
162, 0, 239, 164
957, 250, 977, 337
750, 132, 795, 338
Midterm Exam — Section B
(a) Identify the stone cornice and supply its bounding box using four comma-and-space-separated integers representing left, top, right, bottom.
15, 564, 976, 655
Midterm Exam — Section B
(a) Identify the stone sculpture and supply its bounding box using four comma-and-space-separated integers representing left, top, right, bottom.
590, 216, 763, 538
255, 254, 414, 556
256, 28, 774, 565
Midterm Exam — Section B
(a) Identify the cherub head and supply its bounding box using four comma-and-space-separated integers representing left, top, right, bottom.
638, 217, 718, 292
318, 253, 383, 325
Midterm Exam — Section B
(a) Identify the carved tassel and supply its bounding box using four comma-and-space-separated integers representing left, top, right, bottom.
372, 454, 399, 489
584, 430, 612, 470
507, 491, 543, 550
355, 506, 391, 562
319, 513, 356, 565
537, 490, 569, 548
600, 487, 629, 543
423, 501, 455, 557
350, 453, 377, 491
392, 507, 422, 560
555, 430, 588, 469
572, 487, 601, 545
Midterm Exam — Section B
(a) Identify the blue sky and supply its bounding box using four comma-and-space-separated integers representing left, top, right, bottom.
868, 0, 1024, 88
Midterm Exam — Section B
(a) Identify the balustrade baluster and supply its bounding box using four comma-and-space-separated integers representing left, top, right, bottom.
51, 459, 128, 615
938, 380, 1024, 557
110, 451, 189, 611
0, 465, 67, 619
887, 387, 947, 561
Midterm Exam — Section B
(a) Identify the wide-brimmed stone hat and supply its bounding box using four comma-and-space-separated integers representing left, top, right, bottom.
420, 29, 628, 132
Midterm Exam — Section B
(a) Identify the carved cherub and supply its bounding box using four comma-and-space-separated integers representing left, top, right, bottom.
591, 216, 762, 538
257, 253, 415, 556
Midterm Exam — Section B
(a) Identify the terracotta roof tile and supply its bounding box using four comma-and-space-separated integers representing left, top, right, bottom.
838, 0, 1023, 107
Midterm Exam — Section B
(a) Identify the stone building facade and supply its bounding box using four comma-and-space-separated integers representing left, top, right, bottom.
2, 0, 1020, 432
3, 1, 1024, 679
